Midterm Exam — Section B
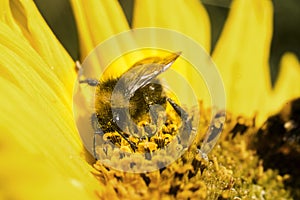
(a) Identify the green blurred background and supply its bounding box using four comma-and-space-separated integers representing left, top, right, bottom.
33, 0, 300, 85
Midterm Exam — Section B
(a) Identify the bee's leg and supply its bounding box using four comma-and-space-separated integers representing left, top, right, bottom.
113, 124, 138, 151
166, 98, 193, 147
111, 110, 138, 151
91, 113, 104, 159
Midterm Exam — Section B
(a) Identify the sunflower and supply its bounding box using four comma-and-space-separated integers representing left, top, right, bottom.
0, 0, 299, 199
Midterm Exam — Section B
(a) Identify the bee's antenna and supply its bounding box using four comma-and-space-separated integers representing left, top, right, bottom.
76, 61, 100, 86
79, 79, 99, 86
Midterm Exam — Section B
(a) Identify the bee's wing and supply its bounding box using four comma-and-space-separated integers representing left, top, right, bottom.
120, 52, 181, 98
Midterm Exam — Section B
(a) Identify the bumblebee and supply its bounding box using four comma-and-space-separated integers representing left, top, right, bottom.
255, 98, 300, 197
79, 52, 193, 158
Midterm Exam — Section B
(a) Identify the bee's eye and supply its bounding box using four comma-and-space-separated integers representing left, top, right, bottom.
112, 108, 132, 128
112, 109, 125, 123
113, 113, 120, 122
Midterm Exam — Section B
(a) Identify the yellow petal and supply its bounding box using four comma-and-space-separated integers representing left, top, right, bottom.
0, 78, 107, 200
268, 52, 300, 114
133, 0, 211, 52
70, 0, 130, 60
0, 1, 109, 199
0, 0, 75, 94
212, 0, 273, 118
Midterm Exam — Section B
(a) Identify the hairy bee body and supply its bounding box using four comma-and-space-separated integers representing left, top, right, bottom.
94, 77, 166, 135
80, 52, 193, 157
